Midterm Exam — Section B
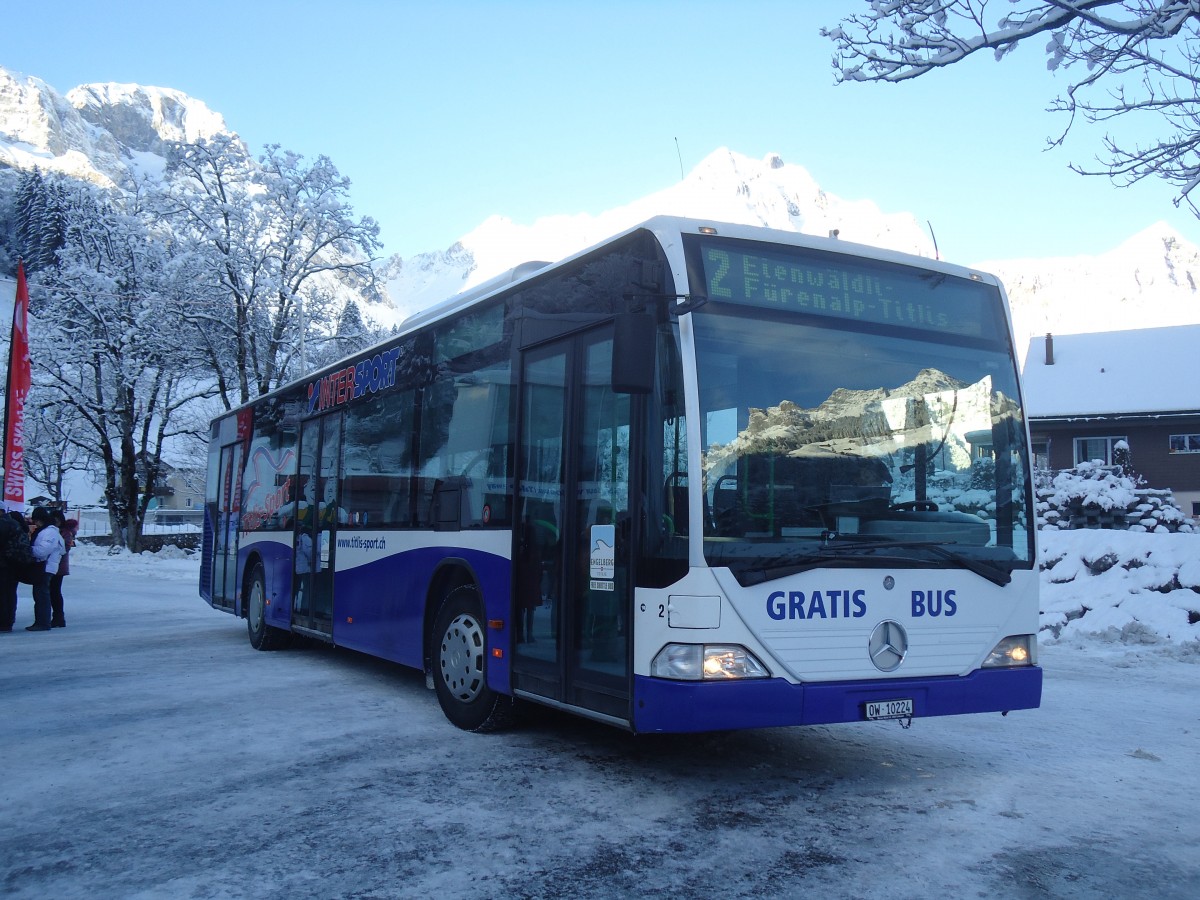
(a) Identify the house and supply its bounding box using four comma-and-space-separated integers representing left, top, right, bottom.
142, 457, 204, 525
1021, 326, 1200, 517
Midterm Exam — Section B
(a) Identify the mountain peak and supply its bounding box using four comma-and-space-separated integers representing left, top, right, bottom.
66, 82, 230, 154
381, 149, 935, 322
1112, 220, 1192, 258
0, 67, 106, 175
0, 65, 237, 191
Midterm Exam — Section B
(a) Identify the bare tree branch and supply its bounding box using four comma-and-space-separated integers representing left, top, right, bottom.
824, 1, 1200, 208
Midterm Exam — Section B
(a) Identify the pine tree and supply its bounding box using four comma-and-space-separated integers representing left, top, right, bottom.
336, 299, 367, 350
14, 168, 65, 273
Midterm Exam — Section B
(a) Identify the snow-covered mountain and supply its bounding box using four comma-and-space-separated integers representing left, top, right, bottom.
381, 148, 937, 322
0, 65, 389, 326
381, 147, 1200, 347
0, 66, 228, 189
979, 225, 1200, 358
3, 64, 1199, 349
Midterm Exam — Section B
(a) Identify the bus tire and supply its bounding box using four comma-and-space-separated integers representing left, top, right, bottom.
432, 585, 513, 732
247, 562, 290, 651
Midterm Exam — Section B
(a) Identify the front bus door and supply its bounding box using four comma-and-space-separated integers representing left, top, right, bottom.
292, 413, 343, 637
513, 327, 636, 724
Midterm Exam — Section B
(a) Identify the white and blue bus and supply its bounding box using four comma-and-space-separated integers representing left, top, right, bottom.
201, 217, 1041, 732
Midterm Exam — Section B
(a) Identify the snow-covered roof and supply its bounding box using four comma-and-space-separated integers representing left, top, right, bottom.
1021, 325, 1200, 419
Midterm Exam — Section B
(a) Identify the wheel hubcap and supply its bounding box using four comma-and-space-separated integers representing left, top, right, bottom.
439, 613, 485, 702
249, 582, 264, 630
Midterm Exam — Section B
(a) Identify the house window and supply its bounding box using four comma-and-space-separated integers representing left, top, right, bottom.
1031, 439, 1050, 470
1169, 434, 1200, 454
1073, 436, 1127, 466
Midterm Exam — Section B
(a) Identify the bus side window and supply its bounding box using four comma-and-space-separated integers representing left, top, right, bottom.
342, 385, 418, 528
423, 362, 512, 528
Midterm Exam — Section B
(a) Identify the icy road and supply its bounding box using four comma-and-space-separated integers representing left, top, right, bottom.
1, 548, 1197, 898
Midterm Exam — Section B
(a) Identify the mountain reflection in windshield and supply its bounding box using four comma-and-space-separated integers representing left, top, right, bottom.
701, 366, 1030, 565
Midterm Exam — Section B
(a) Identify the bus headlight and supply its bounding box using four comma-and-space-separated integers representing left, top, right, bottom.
982, 635, 1037, 668
651, 644, 771, 680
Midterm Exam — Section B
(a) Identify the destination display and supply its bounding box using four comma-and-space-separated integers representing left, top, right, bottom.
697, 243, 1001, 340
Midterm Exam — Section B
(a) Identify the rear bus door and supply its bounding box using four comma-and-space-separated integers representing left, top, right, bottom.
210, 441, 242, 611
291, 413, 343, 637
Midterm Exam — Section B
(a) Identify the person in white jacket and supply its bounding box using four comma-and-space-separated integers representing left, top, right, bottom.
25, 507, 65, 632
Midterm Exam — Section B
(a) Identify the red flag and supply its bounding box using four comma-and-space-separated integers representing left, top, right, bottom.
3, 261, 31, 511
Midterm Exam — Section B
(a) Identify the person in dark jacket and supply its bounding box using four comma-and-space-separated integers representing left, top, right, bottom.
0, 511, 32, 632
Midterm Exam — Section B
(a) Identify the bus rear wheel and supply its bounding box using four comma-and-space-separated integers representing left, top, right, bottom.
247, 563, 291, 651
432, 585, 513, 732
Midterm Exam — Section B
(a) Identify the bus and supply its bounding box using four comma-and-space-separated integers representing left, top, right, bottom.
200, 216, 1042, 733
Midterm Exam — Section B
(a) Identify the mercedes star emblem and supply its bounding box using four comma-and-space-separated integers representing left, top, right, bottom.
869, 620, 908, 672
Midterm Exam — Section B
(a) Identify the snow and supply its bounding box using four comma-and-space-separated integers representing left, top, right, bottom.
2, 536, 1198, 897
1040, 529, 1200, 644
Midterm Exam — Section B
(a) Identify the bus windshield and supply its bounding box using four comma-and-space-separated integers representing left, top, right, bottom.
694, 305, 1034, 586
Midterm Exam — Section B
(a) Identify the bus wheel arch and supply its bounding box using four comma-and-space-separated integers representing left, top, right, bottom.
429, 580, 513, 732
422, 560, 477, 673
245, 557, 291, 651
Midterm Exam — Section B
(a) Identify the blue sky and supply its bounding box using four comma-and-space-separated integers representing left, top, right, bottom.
5, 0, 1199, 265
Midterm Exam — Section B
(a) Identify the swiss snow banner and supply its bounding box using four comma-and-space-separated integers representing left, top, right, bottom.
3, 261, 30, 511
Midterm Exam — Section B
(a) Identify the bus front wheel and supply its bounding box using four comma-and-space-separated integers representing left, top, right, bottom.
247, 563, 291, 651
432, 585, 513, 731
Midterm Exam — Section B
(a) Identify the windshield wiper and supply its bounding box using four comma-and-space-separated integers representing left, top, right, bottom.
738, 537, 1012, 587
739, 551, 850, 586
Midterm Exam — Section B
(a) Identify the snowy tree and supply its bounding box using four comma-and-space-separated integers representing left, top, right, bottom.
335, 297, 368, 349
22, 400, 92, 504
823, 2, 1200, 212
14, 169, 67, 274
304, 298, 390, 371
0, 176, 18, 273
163, 136, 382, 408
1111, 437, 1145, 485
158, 135, 267, 407
30, 180, 217, 551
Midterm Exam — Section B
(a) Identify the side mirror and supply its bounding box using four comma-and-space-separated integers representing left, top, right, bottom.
612, 312, 655, 394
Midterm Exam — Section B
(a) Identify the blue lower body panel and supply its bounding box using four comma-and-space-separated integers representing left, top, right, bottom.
631, 667, 1042, 733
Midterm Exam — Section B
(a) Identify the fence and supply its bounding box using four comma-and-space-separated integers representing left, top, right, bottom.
67, 508, 203, 539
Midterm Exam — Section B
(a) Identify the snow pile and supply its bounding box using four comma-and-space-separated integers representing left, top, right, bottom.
1036, 462, 1193, 533
1039, 529, 1200, 646
71, 542, 200, 579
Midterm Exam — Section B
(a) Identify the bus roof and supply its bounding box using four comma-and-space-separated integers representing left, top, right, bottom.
396, 215, 1003, 336
232, 216, 1006, 415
